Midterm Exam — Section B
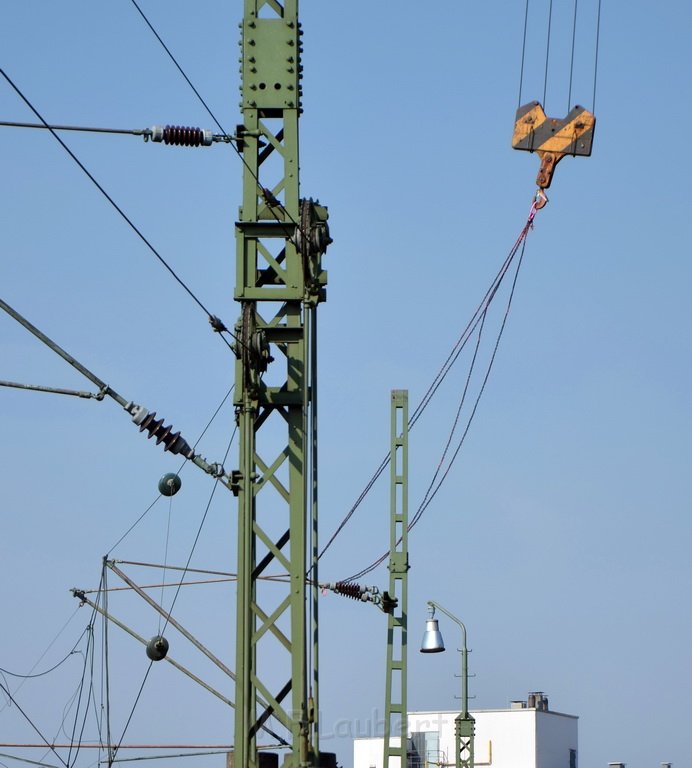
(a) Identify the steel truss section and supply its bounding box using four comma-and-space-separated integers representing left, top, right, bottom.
383, 391, 409, 768
234, 2, 328, 768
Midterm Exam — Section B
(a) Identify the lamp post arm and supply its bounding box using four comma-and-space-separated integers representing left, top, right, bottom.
426, 601, 469, 718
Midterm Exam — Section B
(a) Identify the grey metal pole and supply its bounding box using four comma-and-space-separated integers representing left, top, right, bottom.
426, 601, 474, 768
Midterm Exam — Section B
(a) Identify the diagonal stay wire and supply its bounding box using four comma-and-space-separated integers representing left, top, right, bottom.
106, 384, 234, 556
129, 0, 225, 135
0, 682, 69, 768
346, 229, 530, 583
110, 428, 237, 761
0, 67, 236, 353
127, 0, 305, 245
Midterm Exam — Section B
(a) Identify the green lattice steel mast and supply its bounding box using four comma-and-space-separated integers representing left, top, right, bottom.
383, 391, 409, 768
233, 2, 330, 768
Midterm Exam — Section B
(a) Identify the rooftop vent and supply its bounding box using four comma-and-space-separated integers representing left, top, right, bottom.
528, 692, 549, 711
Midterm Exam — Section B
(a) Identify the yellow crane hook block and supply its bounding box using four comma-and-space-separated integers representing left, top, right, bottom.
512, 101, 596, 189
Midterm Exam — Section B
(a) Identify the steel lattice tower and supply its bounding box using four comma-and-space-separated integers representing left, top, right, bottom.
233, 2, 330, 768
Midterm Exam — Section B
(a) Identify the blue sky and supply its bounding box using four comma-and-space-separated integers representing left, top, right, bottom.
1, 3, 691, 768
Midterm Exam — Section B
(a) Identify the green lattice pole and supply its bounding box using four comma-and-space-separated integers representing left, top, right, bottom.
383, 391, 409, 768
233, 2, 328, 767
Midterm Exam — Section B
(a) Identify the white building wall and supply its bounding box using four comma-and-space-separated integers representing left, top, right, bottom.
353, 707, 577, 768
535, 711, 578, 768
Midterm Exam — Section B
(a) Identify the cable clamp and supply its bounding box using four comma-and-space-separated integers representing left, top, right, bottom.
209, 314, 228, 334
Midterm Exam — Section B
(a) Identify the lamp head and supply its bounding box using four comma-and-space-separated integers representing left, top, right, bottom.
420, 617, 445, 653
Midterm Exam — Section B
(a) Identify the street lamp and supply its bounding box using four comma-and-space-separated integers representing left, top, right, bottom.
420, 601, 475, 768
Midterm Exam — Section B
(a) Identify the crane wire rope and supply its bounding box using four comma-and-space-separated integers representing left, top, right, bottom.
318, 200, 538, 564
345, 226, 530, 584
518, 0, 530, 108
416, 312, 487, 515
567, 0, 579, 111
542, 0, 554, 107
0, 67, 238, 354
592, 0, 602, 112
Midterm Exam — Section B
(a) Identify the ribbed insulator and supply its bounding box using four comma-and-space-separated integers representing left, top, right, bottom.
134, 409, 192, 457
163, 125, 206, 147
333, 581, 365, 601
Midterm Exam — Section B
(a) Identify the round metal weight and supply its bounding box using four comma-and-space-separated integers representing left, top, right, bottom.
158, 473, 182, 497
146, 635, 169, 661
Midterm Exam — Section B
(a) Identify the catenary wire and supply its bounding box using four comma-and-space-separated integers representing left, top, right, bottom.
567, 0, 579, 111
0, 68, 237, 353
0, 627, 88, 680
0, 608, 81, 716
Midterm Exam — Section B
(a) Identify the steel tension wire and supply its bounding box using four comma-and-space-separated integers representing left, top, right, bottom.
336, 193, 542, 583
